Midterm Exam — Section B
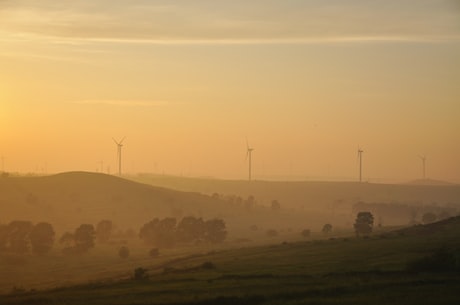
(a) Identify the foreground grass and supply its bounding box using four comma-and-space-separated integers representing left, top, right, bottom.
2, 219, 460, 305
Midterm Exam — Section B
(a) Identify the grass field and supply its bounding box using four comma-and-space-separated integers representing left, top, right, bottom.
2, 217, 460, 305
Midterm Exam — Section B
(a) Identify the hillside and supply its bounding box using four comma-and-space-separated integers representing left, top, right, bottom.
0, 172, 228, 232
2, 217, 460, 304
131, 174, 460, 208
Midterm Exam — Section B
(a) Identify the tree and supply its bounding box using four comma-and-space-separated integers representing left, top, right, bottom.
301, 229, 311, 238
203, 219, 227, 243
0, 224, 8, 252
29, 222, 55, 255
354, 212, 374, 237
74, 224, 95, 252
7, 221, 33, 253
139, 218, 177, 248
176, 216, 205, 243
271, 200, 281, 211
96, 220, 113, 243
422, 212, 437, 224
322, 224, 332, 234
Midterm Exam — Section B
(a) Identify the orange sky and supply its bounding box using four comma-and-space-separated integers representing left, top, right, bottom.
1, 1, 459, 182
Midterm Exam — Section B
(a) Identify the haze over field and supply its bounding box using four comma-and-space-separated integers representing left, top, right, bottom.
1, 0, 459, 182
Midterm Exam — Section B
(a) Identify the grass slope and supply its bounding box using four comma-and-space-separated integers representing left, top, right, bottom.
0, 172, 227, 231
2, 217, 460, 305
131, 174, 460, 210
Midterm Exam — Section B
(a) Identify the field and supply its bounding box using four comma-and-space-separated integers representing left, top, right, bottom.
1, 217, 460, 304
1, 172, 460, 304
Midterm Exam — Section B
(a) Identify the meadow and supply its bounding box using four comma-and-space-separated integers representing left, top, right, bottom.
1, 172, 459, 304
1, 217, 460, 304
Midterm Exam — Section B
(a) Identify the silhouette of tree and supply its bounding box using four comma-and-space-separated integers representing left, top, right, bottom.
139, 218, 177, 248
0, 224, 8, 251
354, 212, 374, 237
7, 221, 33, 253
96, 220, 113, 243
203, 219, 227, 243
271, 200, 281, 211
176, 216, 205, 243
322, 224, 332, 234
29, 222, 55, 255
301, 229, 311, 237
74, 224, 95, 252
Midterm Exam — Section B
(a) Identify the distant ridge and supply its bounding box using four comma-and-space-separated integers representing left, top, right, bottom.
406, 178, 456, 186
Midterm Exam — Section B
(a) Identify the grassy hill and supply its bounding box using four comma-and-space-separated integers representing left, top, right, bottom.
0, 172, 233, 233
130, 174, 460, 210
2, 217, 460, 305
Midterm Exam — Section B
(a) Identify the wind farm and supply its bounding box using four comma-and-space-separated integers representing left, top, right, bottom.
1, 1, 460, 304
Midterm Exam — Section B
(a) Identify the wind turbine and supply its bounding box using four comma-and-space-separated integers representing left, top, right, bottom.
113, 137, 125, 176
246, 140, 254, 181
418, 155, 426, 180
357, 147, 364, 182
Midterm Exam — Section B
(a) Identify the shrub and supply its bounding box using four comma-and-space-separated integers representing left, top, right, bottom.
301, 229, 311, 238
266, 229, 278, 237
133, 267, 149, 281
149, 248, 159, 257
118, 246, 130, 259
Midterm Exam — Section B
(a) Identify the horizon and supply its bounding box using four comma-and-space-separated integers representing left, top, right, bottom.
1, 1, 459, 183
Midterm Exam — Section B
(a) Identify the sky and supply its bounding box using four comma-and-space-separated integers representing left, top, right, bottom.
1, 0, 459, 182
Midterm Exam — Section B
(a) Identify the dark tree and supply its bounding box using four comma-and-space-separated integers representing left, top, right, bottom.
271, 200, 281, 211
7, 221, 33, 253
149, 248, 160, 257
29, 222, 55, 255
422, 212, 437, 224
72, 224, 95, 253
139, 218, 177, 248
96, 220, 113, 243
176, 216, 205, 243
322, 224, 333, 234
354, 212, 374, 237
203, 219, 227, 243
301, 229, 311, 238
0, 224, 8, 251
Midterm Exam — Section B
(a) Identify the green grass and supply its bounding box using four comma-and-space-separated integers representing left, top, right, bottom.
2, 218, 460, 304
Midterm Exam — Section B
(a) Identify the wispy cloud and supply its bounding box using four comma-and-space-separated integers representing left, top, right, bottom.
1, 0, 459, 45
71, 100, 170, 107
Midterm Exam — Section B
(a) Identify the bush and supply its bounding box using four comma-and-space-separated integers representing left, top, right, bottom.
301, 229, 311, 238
266, 229, 278, 237
118, 246, 130, 259
133, 267, 149, 280
149, 248, 159, 257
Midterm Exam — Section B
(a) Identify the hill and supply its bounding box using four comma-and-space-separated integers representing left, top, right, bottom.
2, 217, 460, 304
0, 172, 228, 232
131, 174, 460, 208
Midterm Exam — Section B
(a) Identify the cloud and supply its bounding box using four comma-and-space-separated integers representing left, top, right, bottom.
71, 100, 170, 107
0, 0, 459, 45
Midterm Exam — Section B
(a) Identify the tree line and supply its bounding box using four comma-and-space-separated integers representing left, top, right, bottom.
0, 216, 227, 256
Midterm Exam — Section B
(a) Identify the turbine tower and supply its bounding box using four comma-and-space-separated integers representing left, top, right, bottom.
246, 140, 254, 181
419, 155, 426, 180
113, 137, 125, 176
357, 147, 364, 182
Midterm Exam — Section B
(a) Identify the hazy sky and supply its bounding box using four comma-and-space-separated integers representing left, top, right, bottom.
1, 0, 459, 182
